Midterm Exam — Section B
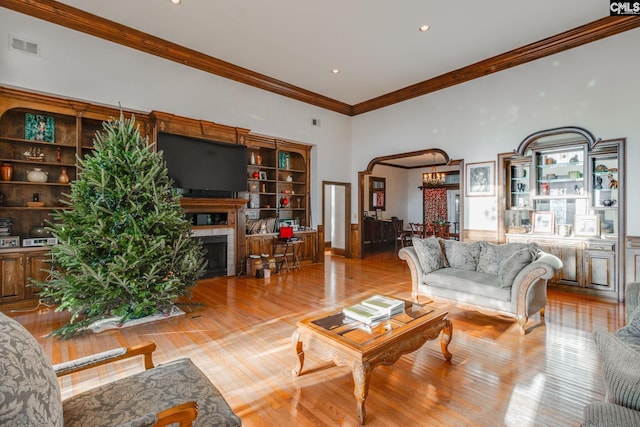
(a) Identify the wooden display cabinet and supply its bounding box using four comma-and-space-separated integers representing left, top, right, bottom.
0, 85, 149, 310
501, 127, 625, 301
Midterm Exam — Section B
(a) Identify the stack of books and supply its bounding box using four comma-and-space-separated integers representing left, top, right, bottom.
343, 295, 405, 324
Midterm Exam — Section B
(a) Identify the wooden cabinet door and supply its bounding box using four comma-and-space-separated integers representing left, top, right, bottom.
0, 253, 25, 303
584, 249, 616, 291
25, 252, 51, 300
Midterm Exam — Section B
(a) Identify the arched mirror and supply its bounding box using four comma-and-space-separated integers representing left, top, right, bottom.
358, 149, 463, 258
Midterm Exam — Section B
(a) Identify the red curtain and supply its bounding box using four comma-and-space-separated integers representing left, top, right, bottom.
423, 187, 447, 225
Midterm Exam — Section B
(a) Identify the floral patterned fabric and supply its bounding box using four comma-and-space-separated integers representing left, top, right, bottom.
497, 246, 537, 288
439, 239, 481, 271
0, 311, 63, 426
477, 241, 537, 275
63, 358, 241, 427
423, 187, 448, 225
412, 237, 446, 274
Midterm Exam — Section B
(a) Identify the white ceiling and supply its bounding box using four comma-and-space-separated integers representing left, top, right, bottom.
57, 0, 607, 106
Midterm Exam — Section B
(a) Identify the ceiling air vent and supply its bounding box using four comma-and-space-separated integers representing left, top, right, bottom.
9, 35, 39, 56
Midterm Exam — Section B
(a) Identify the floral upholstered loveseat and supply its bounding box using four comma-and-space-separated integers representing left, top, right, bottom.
398, 237, 563, 334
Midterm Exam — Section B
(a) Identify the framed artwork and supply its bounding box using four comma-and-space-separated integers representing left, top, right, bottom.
259, 171, 268, 180
533, 211, 554, 234
369, 176, 386, 210
278, 152, 291, 169
25, 113, 55, 142
575, 214, 600, 237
466, 161, 495, 196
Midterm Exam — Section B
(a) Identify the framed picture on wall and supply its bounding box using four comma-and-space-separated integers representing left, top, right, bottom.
533, 211, 554, 234
465, 161, 495, 196
369, 176, 386, 210
575, 214, 600, 237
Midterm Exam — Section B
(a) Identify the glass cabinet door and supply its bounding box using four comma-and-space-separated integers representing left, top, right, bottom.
533, 146, 589, 234
591, 154, 619, 236
534, 147, 586, 197
510, 163, 530, 208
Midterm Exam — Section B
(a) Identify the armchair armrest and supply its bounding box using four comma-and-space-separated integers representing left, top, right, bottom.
155, 401, 199, 427
54, 342, 156, 377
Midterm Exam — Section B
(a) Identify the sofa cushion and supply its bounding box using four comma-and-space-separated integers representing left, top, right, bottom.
63, 358, 241, 427
423, 268, 510, 301
0, 312, 63, 427
498, 246, 537, 288
412, 237, 445, 274
478, 242, 537, 275
439, 239, 481, 271
594, 330, 640, 412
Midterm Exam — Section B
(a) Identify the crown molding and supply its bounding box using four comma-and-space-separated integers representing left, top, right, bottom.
2, 1, 639, 116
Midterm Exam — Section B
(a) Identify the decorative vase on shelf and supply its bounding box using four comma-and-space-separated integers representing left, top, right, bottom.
58, 167, 70, 184
252, 170, 260, 179
250, 152, 256, 165
27, 168, 48, 183
1, 163, 13, 181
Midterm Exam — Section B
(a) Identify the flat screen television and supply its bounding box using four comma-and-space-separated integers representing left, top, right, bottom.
157, 133, 247, 198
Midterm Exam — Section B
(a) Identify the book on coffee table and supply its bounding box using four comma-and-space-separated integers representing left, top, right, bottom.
343, 303, 389, 324
361, 295, 405, 316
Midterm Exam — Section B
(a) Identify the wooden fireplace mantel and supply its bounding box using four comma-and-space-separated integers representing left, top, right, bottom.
180, 197, 249, 212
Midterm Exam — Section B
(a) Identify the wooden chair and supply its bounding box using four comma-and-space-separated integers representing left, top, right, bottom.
409, 223, 425, 238
392, 219, 411, 252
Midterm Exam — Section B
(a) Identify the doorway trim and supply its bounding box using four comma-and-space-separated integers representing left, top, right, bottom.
322, 180, 351, 258
358, 149, 463, 258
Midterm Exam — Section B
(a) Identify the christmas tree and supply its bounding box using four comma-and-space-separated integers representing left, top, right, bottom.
40, 113, 206, 337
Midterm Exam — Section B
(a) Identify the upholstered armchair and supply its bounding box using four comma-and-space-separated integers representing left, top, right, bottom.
582, 282, 640, 426
0, 311, 241, 427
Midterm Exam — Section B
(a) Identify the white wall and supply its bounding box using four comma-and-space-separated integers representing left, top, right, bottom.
2, 9, 639, 235
0, 9, 352, 229
352, 28, 640, 234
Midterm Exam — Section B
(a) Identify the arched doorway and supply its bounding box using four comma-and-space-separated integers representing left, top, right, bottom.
357, 149, 463, 258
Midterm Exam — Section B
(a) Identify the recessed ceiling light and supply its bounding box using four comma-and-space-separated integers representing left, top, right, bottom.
419, 24, 430, 32
331, 69, 340, 74
170, 0, 181, 4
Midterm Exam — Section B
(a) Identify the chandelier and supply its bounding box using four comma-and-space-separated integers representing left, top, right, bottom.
422, 153, 446, 186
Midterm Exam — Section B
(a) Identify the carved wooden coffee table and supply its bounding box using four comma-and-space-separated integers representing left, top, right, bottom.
291, 299, 452, 424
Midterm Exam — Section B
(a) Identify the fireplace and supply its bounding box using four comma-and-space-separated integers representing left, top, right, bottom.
198, 235, 227, 278
181, 197, 245, 277
191, 226, 236, 277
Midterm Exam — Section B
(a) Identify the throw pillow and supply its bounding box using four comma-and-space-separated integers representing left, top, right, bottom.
498, 246, 536, 288
594, 330, 640, 411
412, 237, 445, 274
478, 242, 537, 275
439, 239, 481, 271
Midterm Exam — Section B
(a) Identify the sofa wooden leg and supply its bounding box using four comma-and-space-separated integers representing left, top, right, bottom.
540, 307, 545, 317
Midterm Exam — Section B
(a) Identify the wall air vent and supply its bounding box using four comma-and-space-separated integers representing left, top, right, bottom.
9, 35, 39, 56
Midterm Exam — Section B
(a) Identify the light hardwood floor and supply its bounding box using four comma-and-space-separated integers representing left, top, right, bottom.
10, 250, 625, 426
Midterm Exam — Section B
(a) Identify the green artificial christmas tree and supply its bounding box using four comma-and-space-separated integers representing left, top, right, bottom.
40, 113, 206, 337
